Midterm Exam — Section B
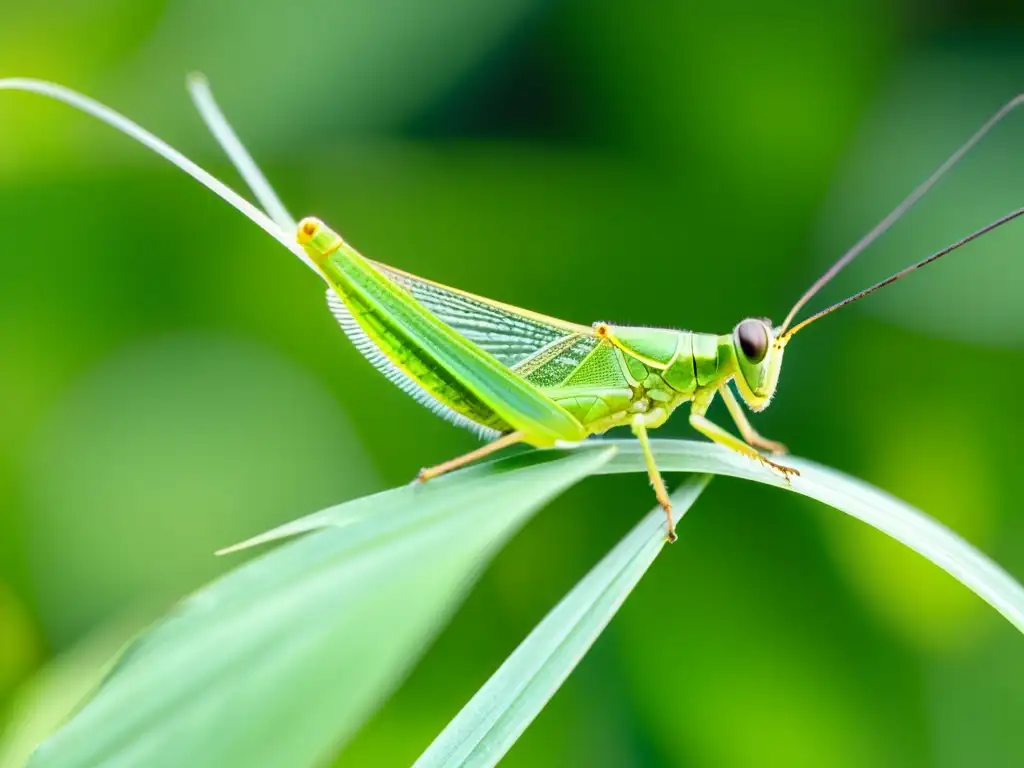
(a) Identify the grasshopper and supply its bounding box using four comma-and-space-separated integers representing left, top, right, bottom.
3, 78, 1022, 542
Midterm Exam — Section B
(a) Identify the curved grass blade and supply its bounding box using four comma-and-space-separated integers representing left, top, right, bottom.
216, 450, 583, 554
221, 438, 1024, 638
414, 474, 711, 768
592, 438, 1024, 634
415, 440, 1022, 767
28, 448, 616, 768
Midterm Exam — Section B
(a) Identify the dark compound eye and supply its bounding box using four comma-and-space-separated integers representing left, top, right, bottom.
735, 319, 768, 363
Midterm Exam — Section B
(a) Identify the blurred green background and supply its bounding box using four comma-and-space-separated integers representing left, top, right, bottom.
2, 1, 1024, 765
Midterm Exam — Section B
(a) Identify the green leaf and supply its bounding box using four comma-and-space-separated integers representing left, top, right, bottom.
0, 616, 141, 768
27, 447, 617, 768
25, 439, 1024, 768
414, 474, 711, 768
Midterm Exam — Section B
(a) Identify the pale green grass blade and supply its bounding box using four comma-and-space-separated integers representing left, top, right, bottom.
223, 438, 1024, 636
0, 618, 140, 768
215, 449, 589, 555
415, 439, 1022, 767
414, 474, 711, 768
215, 448, 598, 557
28, 448, 616, 768
593, 438, 1024, 634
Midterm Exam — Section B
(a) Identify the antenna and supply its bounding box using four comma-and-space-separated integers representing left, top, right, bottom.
779, 93, 1024, 335
780, 207, 1024, 342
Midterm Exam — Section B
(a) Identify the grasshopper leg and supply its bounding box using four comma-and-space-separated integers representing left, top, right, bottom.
630, 409, 676, 543
417, 430, 526, 482
719, 384, 788, 455
690, 392, 799, 481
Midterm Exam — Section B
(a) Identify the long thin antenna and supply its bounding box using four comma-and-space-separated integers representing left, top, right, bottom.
780, 207, 1024, 342
187, 74, 297, 234
0, 78, 304, 261
779, 93, 1024, 335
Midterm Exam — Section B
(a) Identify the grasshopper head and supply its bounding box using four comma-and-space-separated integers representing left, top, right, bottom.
731, 318, 784, 412
296, 217, 343, 267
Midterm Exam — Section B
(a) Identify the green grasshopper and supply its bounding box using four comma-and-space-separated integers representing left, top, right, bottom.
3, 78, 1023, 542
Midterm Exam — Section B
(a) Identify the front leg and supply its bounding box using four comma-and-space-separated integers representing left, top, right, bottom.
689, 391, 799, 480
719, 384, 787, 455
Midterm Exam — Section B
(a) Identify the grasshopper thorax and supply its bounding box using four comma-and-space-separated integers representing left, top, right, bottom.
731, 318, 784, 412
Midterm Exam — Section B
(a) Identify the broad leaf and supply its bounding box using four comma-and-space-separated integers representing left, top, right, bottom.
28, 448, 616, 768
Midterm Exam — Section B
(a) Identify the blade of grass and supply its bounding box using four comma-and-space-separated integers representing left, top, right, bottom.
214, 449, 584, 555
224, 438, 1024, 638
28, 448, 616, 768
0, 616, 142, 768
593, 438, 1024, 634
414, 474, 711, 768
414, 439, 1023, 767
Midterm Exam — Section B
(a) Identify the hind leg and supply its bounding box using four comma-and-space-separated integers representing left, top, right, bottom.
417, 430, 526, 482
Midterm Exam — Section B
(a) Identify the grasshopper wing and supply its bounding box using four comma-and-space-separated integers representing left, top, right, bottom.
320, 245, 591, 447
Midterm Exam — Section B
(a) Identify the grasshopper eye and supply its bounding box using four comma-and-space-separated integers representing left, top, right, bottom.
297, 217, 322, 245
735, 319, 768, 363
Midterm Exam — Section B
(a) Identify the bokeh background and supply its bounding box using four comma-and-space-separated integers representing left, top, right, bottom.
2, 1, 1024, 765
